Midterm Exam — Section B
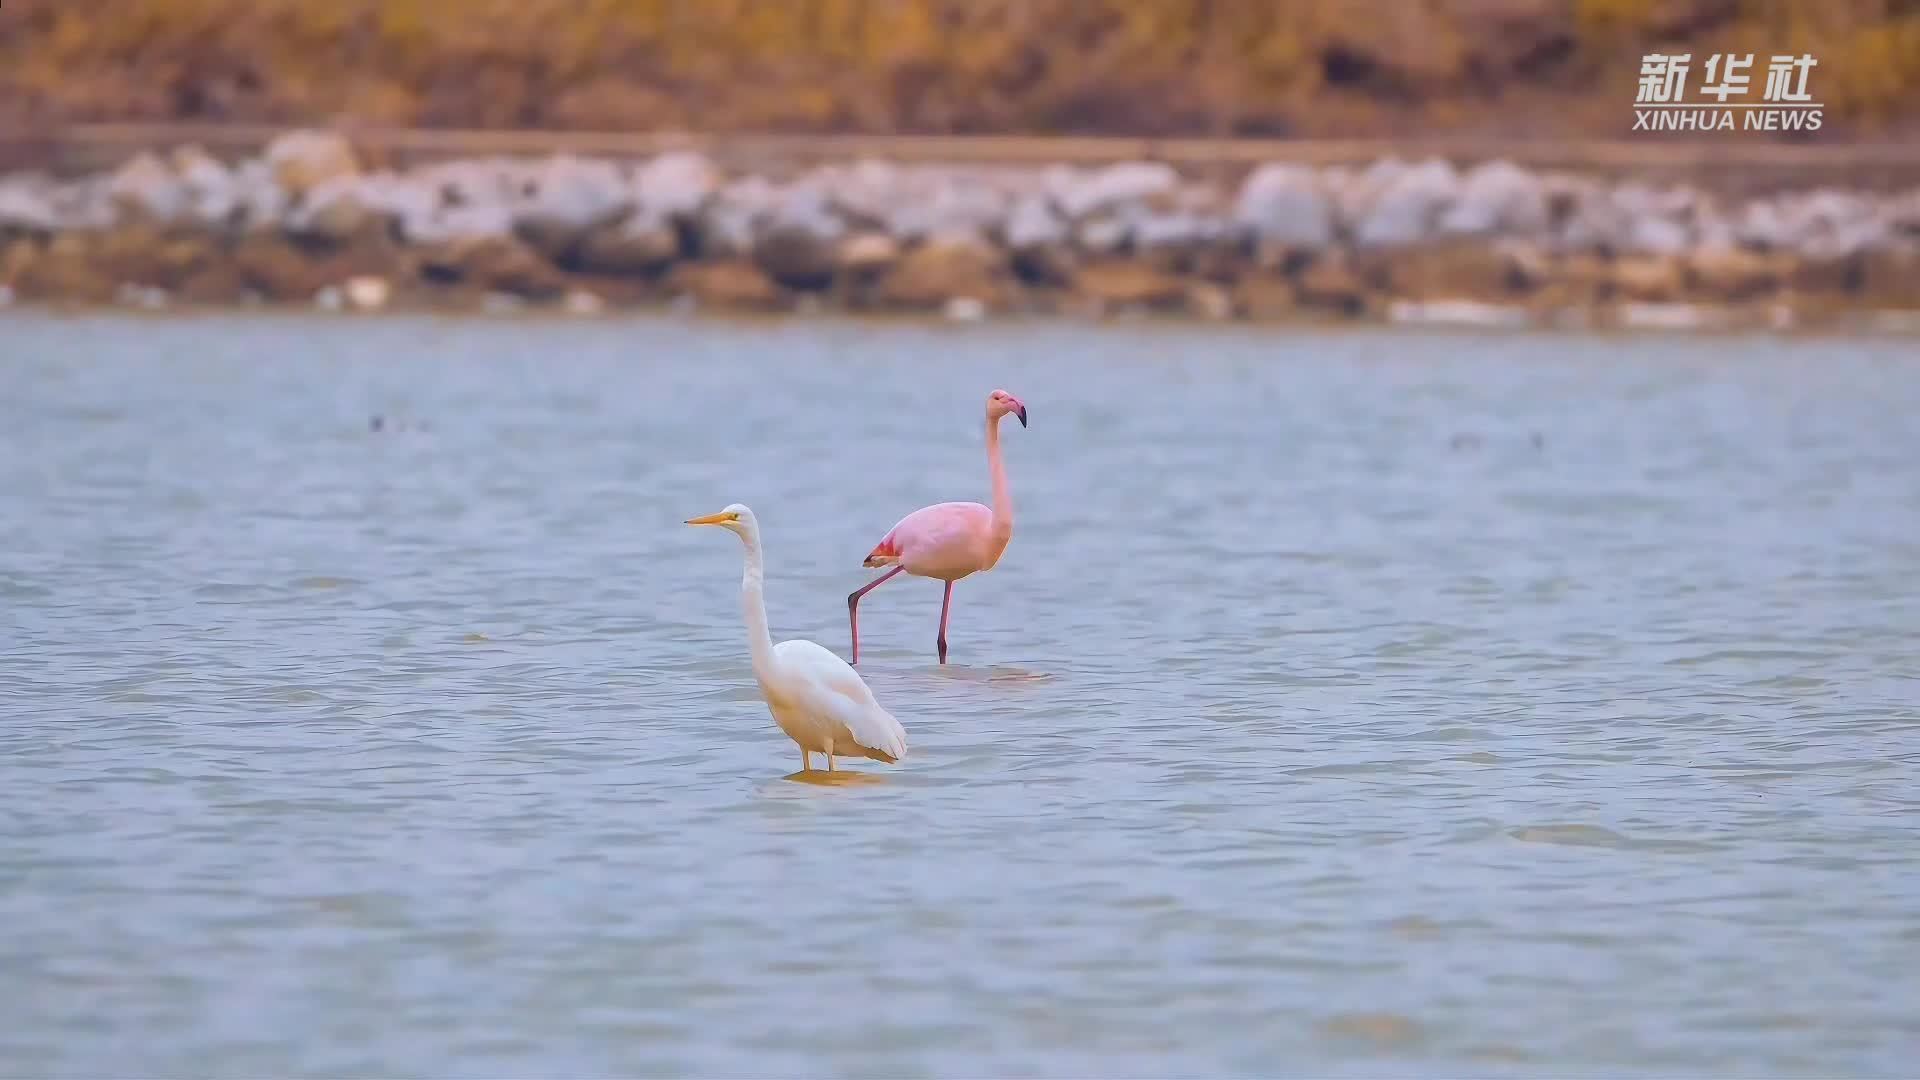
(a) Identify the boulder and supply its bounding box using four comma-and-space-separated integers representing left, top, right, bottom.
1005, 195, 1073, 286
1389, 299, 1532, 328
29, 224, 218, 292
106, 152, 188, 224
226, 159, 292, 231
1353, 158, 1461, 249
402, 199, 514, 248
633, 150, 721, 220
1046, 161, 1180, 220
666, 259, 784, 310
1073, 216, 1131, 257
1625, 216, 1693, 256
1234, 163, 1335, 251
286, 173, 406, 244
264, 130, 361, 198
15, 233, 118, 303
1, 239, 35, 286
173, 262, 247, 305
344, 275, 392, 311
1185, 281, 1235, 320
874, 230, 1005, 311
574, 210, 681, 276
419, 234, 563, 298
1132, 211, 1234, 275
1293, 254, 1372, 315
1610, 254, 1685, 303
234, 234, 341, 299
1233, 274, 1296, 319
751, 187, 844, 290
884, 172, 1009, 241
0, 181, 61, 237
1686, 247, 1792, 302
1072, 261, 1188, 310
836, 231, 901, 278
815, 159, 900, 230
169, 145, 240, 227
402, 198, 561, 297
1855, 247, 1920, 307
513, 154, 632, 259
1369, 243, 1537, 301
1436, 160, 1549, 238
1886, 190, 1920, 244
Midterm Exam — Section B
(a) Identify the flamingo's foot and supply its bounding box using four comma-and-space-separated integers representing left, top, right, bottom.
783, 769, 885, 786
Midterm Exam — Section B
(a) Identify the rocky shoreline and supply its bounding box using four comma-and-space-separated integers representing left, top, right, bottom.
2, 129, 1917, 332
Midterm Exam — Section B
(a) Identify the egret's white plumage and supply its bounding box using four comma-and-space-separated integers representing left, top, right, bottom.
686, 504, 907, 771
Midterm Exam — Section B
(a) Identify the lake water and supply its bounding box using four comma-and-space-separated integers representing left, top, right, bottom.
3, 310, 1917, 1077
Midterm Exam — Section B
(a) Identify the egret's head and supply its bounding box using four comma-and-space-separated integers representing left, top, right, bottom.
685, 502, 756, 541
987, 389, 1028, 428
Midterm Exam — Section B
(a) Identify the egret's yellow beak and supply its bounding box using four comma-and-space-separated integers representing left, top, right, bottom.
685, 511, 740, 526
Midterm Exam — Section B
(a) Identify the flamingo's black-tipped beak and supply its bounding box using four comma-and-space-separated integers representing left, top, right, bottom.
1015, 404, 1028, 428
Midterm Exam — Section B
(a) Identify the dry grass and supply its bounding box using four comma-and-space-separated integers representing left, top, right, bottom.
1, 0, 1915, 138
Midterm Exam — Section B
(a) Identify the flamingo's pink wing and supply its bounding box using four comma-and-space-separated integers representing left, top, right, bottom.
866, 501, 992, 567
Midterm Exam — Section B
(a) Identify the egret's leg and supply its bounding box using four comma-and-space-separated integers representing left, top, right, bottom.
801, 748, 811, 772
846, 565, 904, 665
936, 580, 954, 664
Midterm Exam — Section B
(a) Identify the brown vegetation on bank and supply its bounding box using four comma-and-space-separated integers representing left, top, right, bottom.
2, 0, 1917, 139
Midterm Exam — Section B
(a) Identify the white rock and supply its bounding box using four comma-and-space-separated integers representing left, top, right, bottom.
1619, 302, 1715, 330
1626, 216, 1693, 256
751, 184, 845, 286
116, 284, 169, 309
1437, 160, 1548, 238
1005, 195, 1068, 251
634, 151, 721, 219
697, 175, 780, 257
404, 201, 515, 246
1133, 211, 1227, 254
264, 130, 360, 197
1388, 299, 1532, 328
0, 180, 61, 233
107, 152, 187, 223
228, 159, 291, 231
943, 296, 987, 322
1075, 217, 1131, 256
169, 145, 241, 226
1047, 161, 1179, 220
287, 173, 391, 240
344, 275, 391, 311
514, 154, 632, 256
837, 231, 900, 273
1353, 158, 1460, 249
1234, 163, 1334, 250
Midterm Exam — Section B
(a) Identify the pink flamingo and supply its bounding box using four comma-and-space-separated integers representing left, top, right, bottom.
848, 389, 1028, 665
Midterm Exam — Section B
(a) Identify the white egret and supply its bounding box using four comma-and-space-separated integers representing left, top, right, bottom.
685, 504, 908, 772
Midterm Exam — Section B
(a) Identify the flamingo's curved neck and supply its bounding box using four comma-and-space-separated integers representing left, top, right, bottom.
985, 415, 1014, 554
738, 531, 778, 682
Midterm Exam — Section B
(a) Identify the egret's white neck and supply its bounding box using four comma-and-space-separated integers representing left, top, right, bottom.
736, 527, 778, 682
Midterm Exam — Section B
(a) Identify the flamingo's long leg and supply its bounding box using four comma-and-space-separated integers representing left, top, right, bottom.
846, 565, 904, 665
801, 748, 811, 773
937, 580, 954, 664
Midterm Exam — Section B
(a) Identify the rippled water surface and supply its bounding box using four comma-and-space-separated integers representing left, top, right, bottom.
3, 310, 1918, 1077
